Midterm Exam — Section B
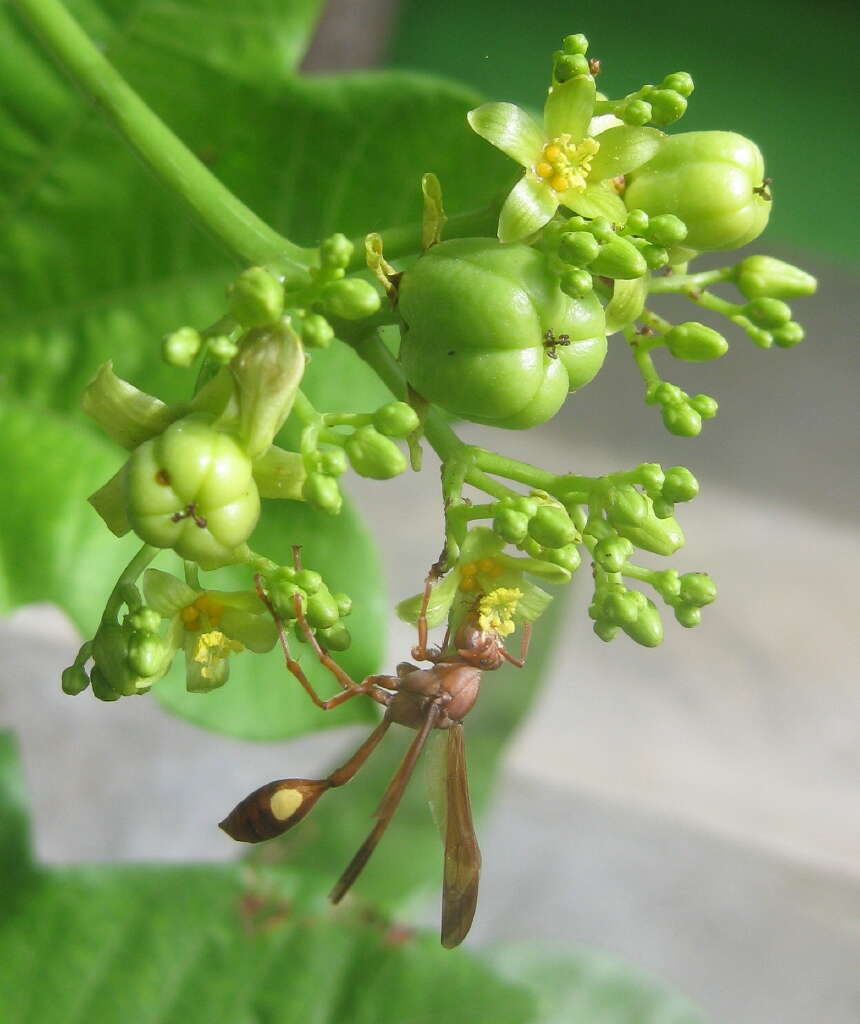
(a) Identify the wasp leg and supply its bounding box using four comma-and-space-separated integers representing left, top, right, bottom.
501, 621, 532, 669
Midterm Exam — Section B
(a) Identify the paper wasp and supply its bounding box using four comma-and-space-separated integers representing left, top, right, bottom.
219, 552, 531, 948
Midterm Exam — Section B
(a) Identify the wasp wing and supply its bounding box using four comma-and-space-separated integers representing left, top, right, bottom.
440, 723, 481, 948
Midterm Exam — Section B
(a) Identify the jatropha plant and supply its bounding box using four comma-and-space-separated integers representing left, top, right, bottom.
39, 14, 815, 946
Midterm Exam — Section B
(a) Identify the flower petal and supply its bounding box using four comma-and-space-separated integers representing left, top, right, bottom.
143, 568, 198, 617
587, 125, 664, 181
219, 607, 278, 652
543, 75, 596, 142
497, 177, 559, 243
467, 102, 545, 167
561, 183, 627, 222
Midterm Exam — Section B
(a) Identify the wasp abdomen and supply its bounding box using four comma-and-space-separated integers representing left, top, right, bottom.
219, 778, 329, 843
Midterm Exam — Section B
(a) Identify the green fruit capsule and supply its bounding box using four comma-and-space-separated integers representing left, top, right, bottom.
317, 623, 351, 652
494, 508, 530, 544
528, 505, 577, 548
624, 132, 771, 251
664, 322, 728, 362
735, 255, 817, 300
662, 466, 699, 503
679, 572, 717, 606
372, 402, 420, 438
302, 472, 342, 515
228, 267, 284, 327
306, 588, 340, 630
399, 239, 607, 429
345, 426, 407, 479
321, 278, 381, 320
126, 415, 260, 571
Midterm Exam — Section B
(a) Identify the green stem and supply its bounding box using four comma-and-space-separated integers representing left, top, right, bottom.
101, 544, 159, 625
12, 0, 312, 280
623, 326, 663, 397
474, 450, 558, 492
647, 266, 734, 294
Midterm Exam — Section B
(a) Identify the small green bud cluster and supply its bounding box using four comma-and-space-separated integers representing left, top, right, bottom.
550, 214, 653, 299
611, 72, 694, 128
491, 493, 582, 573
267, 565, 353, 651
63, 603, 171, 701
590, 581, 664, 647
228, 267, 285, 328
647, 380, 718, 437
552, 33, 591, 83
298, 234, 382, 323
738, 295, 805, 349
620, 209, 689, 272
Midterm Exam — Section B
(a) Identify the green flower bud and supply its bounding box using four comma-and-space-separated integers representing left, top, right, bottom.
555, 53, 589, 81
594, 620, 619, 642
590, 235, 648, 280
583, 515, 614, 542
624, 209, 649, 236
664, 322, 728, 362
662, 72, 694, 97
494, 508, 530, 544
652, 497, 674, 519
319, 449, 348, 477
270, 580, 307, 620
641, 244, 669, 269
562, 32, 589, 54
605, 485, 648, 528
735, 255, 817, 300
294, 569, 323, 595
744, 297, 792, 329
636, 463, 665, 494
319, 233, 354, 270
301, 313, 335, 350
333, 592, 353, 618
662, 466, 699, 503
558, 231, 600, 267
594, 535, 634, 573
604, 590, 640, 627
90, 666, 121, 702
62, 664, 90, 696
513, 496, 540, 518
679, 572, 717, 606
654, 381, 685, 406
689, 393, 718, 419
560, 267, 594, 298
302, 472, 342, 515
528, 505, 577, 548
647, 214, 688, 247
654, 569, 682, 598
546, 543, 582, 573
662, 402, 702, 437
372, 401, 420, 438
317, 622, 351, 652
207, 335, 239, 363
675, 605, 702, 628
772, 321, 804, 348
345, 426, 407, 479
615, 499, 684, 555
126, 630, 164, 678
622, 98, 652, 126
228, 267, 284, 328
623, 600, 664, 647
127, 607, 162, 633
163, 327, 201, 368
321, 278, 381, 320
231, 322, 305, 459
306, 588, 340, 630
648, 89, 687, 125
586, 217, 615, 244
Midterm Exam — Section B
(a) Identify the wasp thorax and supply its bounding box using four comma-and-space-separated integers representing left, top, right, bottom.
219, 778, 329, 843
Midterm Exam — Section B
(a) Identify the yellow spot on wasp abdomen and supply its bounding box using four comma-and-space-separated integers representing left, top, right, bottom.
270, 788, 303, 821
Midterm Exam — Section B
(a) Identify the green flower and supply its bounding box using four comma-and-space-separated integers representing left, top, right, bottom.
142, 569, 278, 692
468, 75, 663, 242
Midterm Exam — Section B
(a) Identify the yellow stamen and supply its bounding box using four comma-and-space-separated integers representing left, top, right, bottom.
535, 135, 600, 194
460, 577, 480, 593
477, 558, 496, 573
477, 587, 522, 638
193, 630, 243, 681
544, 144, 562, 162
180, 606, 200, 629
551, 174, 569, 192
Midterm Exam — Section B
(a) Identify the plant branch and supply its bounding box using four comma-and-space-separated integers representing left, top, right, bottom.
12, 0, 313, 281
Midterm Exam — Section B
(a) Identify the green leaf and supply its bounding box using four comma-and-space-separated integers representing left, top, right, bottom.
487, 945, 706, 1024
154, 495, 385, 740
0, 732, 538, 1024
0, 399, 141, 633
